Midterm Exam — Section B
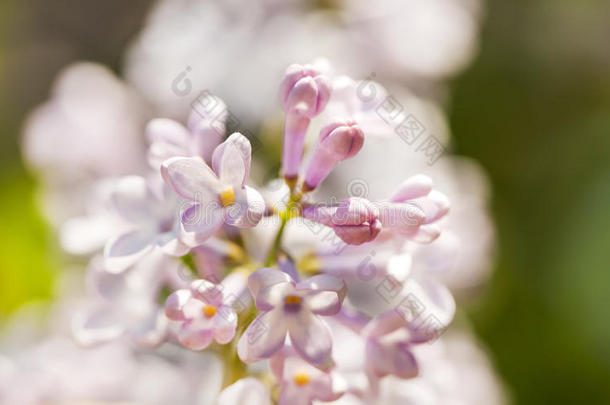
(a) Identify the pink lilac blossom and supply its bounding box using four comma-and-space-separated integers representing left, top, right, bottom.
161, 133, 265, 246
165, 278, 241, 350
238, 267, 346, 368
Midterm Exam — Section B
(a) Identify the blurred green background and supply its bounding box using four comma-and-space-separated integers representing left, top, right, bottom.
1, 0, 609, 404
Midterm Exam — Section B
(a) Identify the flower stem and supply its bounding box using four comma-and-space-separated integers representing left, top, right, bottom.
264, 194, 302, 266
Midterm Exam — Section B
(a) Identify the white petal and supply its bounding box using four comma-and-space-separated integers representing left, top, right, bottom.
71, 305, 126, 346
217, 377, 271, 405
104, 230, 155, 273
161, 156, 221, 201
213, 133, 251, 187
288, 311, 333, 368
238, 309, 287, 362
213, 306, 238, 344
179, 204, 224, 247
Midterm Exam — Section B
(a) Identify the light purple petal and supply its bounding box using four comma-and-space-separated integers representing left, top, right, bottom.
248, 268, 294, 308
178, 320, 214, 350
109, 176, 155, 225
288, 311, 333, 368
146, 118, 190, 166
179, 204, 224, 247
129, 307, 168, 349
190, 279, 224, 307
213, 306, 238, 344
161, 156, 220, 202
155, 231, 190, 256
388, 174, 433, 203
364, 310, 407, 339
377, 202, 425, 231
165, 289, 192, 321
212, 132, 252, 187
238, 309, 287, 362
217, 378, 271, 405
226, 185, 265, 228
406, 224, 441, 243
278, 386, 311, 405
71, 305, 126, 346
104, 230, 155, 273
297, 274, 346, 316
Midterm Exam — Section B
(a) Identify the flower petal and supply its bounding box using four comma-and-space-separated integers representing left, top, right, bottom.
104, 230, 155, 273
297, 274, 346, 316
129, 307, 168, 349
178, 320, 214, 350
217, 377, 271, 405
278, 386, 311, 405
146, 118, 190, 167
388, 174, 433, 203
71, 305, 126, 346
225, 186, 265, 228
109, 176, 155, 225
165, 289, 192, 321
179, 204, 224, 247
288, 311, 333, 368
238, 309, 287, 362
190, 279, 225, 307
213, 306, 238, 344
248, 268, 294, 309
161, 156, 221, 201
212, 132, 252, 187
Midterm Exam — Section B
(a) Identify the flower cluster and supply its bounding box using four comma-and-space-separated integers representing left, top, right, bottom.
61, 63, 458, 405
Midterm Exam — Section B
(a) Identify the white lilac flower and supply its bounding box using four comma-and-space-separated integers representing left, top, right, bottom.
269, 346, 347, 405
238, 267, 346, 368
165, 278, 241, 350
161, 133, 265, 247
103, 175, 189, 273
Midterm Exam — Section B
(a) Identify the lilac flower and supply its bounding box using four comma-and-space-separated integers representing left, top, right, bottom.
103, 175, 189, 273
72, 252, 177, 348
165, 278, 240, 350
279, 64, 332, 186
362, 310, 425, 386
161, 133, 265, 246
147, 96, 226, 167
216, 377, 271, 405
238, 268, 346, 368
302, 197, 382, 245
269, 346, 346, 405
378, 174, 450, 243
302, 120, 365, 191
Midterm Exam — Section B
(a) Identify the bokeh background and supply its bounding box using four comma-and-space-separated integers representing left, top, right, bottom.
1, 0, 609, 404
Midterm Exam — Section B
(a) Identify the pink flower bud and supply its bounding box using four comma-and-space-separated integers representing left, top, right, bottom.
303, 120, 364, 191
279, 64, 332, 118
303, 198, 381, 246
280, 64, 332, 184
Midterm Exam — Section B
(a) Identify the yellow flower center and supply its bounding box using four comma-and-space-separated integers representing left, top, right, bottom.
284, 295, 302, 305
219, 187, 236, 207
293, 371, 310, 386
202, 305, 217, 318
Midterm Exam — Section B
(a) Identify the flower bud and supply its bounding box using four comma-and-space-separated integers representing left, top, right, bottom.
303, 120, 364, 191
280, 64, 332, 185
279, 64, 332, 118
303, 197, 381, 245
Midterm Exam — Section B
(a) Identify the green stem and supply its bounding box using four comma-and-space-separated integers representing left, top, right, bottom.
265, 213, 288, 266
264, 193, 303, 266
